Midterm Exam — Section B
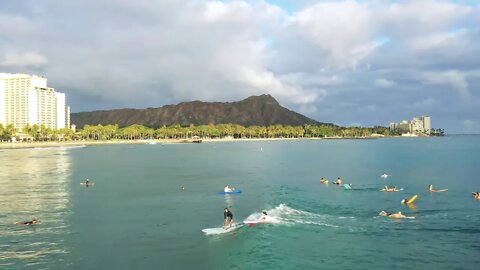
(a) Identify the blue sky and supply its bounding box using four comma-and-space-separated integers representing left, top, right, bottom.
1, 0, 479, 133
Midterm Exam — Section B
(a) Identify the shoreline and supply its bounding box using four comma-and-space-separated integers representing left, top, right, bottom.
0, 135, 444, 150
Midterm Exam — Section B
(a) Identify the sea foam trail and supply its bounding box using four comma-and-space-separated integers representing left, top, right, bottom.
244, 204, 339, 228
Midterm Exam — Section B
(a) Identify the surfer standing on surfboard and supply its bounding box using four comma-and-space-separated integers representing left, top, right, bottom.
224, 208, 233, 229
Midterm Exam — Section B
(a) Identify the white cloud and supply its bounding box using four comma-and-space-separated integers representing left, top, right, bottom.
422, 70, 469, 98
1, 51, 48, 67
413, 98, 437, 109
374, 78, 395, 88
463, 120, 474, 127
285, 1, 375, 69
204, 1, 252, 22
0, 0, 479, 132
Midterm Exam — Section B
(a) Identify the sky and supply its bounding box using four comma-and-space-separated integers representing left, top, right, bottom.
1, 0, 479, 133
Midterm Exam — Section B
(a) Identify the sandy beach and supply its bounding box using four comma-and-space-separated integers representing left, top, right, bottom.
0, 136, 388, 150
0, 137, 330, 150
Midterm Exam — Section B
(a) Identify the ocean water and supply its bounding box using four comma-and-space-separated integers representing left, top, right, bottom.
0, 136, 479, 270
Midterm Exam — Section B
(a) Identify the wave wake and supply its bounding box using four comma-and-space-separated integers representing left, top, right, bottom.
244, 204, 338, 228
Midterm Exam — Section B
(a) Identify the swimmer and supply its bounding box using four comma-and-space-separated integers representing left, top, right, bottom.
378, 211, 414, 219
224, 207, 233, 229
381, 173, 390, 179
181, 186, 185, 191
382, 186, 398, 192
224, 185, 233, 192
334, 177, 342, 185
15, 218, 40, 225
428, 184, 448, 192
472, 192, 480, 200
320, 178, 329, 184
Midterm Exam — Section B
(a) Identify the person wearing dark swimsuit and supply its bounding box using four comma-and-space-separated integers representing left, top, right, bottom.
16, 218, 39, 225
224, 208, 233, 229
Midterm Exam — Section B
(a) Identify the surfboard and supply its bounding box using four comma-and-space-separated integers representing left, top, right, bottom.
218, 190, 241, 194
243, 220, 262, 227
202, 223, 243, 235
343, 184, 352, 189
80, 182, 95, 186
406, 194, 418, 204
381, 188, 403, 192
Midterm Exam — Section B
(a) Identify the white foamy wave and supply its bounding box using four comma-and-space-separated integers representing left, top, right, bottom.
244, 203, 338, 227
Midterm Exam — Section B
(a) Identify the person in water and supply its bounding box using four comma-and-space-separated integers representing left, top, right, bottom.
378, 211, 414, 219
224, 185, 235, 192
428, 184, 448, 192
16, 218, 39, 225
258, 211, 268, 222
320, 178, 328, 184
383, 186, 398, 192
335, 177, 342, 185
224, 208, 233, 228
472, 192, 480, 200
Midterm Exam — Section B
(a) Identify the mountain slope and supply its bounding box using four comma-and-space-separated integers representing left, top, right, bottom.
71, 94, 321, 128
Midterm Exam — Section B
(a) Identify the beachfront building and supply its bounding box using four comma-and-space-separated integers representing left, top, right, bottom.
389, 115, 431, 135
0, 73, 71, 131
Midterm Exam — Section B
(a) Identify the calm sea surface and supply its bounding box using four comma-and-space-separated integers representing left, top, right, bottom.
1, 136, 479, 270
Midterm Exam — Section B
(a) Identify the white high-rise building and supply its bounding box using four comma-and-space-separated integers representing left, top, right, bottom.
0, 73, 70, 131
389, 115, 432, 135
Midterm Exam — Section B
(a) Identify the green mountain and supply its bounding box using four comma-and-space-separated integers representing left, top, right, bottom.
71, 94, 322, 128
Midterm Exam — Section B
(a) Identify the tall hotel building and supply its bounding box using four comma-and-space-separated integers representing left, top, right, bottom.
0, 73, 70, 131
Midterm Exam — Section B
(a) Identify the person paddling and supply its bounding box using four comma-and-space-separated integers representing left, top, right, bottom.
378, 211, 414, 219
428, 184, 448, 192
224, 208, 233, 229
15, 218, 40, 225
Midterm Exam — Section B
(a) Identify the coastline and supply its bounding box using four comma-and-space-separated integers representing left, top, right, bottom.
1, 134, 450, 150
0, 136, 386, 150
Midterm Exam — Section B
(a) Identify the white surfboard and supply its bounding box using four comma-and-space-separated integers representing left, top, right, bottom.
202, 223, 243, 235
80, 182, 95, 186
243, 220, 261, 227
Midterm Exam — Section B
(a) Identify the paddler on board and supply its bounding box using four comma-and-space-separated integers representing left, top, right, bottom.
224, 208, 233, 229
378, 211, 414, 219
224, 185, 235, 192
428, 184, 448, 192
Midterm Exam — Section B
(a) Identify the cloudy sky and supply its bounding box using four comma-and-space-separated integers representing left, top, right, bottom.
1, 0, 479, 133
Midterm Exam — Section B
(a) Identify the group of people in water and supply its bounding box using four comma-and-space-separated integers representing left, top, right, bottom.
319, 175, 478, 219
16, 178, 96, 225
320, 177, 352, 187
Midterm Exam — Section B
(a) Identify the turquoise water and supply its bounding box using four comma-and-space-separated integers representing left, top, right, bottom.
1, 137, 479, 269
